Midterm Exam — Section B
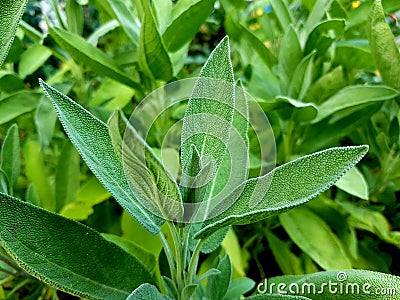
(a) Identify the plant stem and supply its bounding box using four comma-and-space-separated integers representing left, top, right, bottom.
187, 239, 205, 285
158, 230, 177, 283
0, 253, 29, 277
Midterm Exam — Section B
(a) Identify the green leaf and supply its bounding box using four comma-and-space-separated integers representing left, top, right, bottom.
18, 44, 52, 78
303, 0, 333, 35
195, 146, 368, 239
206, 255, 232, 300
181, 36, 234, 195
368, 0, 400, 90
288, 51, 316, 101
60, 176, 110, 221
189, 224, 229, 254
335, 167, 369, 200
181, 284, 198, 300
162, 276, 179, 299
0, 192, 154, 299
265, 230, 303, 275
278, 26, 302, 94
40, 80, 162, 234
0, 0, 28, 66
107, 0, 140, 46
223, 277, 255, 300
221, 228, 247, 277
127, 283, 172, 300
270, 0, 293, 30
66, 0, 84, 35
279, 207, 352, 270
34, 96, 58, 150
0, 124, 20, 192
265, 270, 400, 299
246, 295, 311, 300
313, 85, 399, 123
334, 41, 375, 70
138, 4, 173, 81
48, 26, 142, 91
163, 0, 215, 52
24, 140, 55, 212
55, 141, 80, 212
0, 92, 41, 125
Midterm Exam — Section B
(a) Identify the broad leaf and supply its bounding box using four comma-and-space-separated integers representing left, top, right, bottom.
195, 146, 368, 239
0, 92, 41, 125
127, 283, 172, 300
335, 167, 369, 200
266, 270, 400, 299
48, 26, 142, 91
163, 0, 215, 52
0, 0, 28, 66
206, 255, 232, 300
223, 277, 255, 300
313, 85, 399, 123
0, 193, 155, 299
279, 207, 352, 270
303, 0, 333, 35
0, 124, 20, 192
368, 0, 400, 90
18, 44, 52, 78
138, 4, 173, 81
40, 80, 162, 234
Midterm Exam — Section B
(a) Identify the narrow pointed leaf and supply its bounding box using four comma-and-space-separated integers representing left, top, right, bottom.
0, 91, 41, 125
0, 0, 28, 66
0, 193, 155, 299
48, 26, 142, 91
266, 270, 400, 299
304, 0, 334, 35
270, 0, 293, 30
206, 255, 232, 300
40, 80, 162, 234
195, 146, 368, 239
163, 0, 215, 52
368, 0, 400, 90
138, 4, 173, 81
0, 124, 20, 191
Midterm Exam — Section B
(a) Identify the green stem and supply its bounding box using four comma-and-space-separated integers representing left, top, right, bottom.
187, 239, 205, 285
159, 230, 177, 283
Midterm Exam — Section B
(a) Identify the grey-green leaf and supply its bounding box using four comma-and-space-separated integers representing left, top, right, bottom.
195, 146, 368, 239
0, 0, 28, 66
0, 193, 155, 300
368, 0, 400, 90
40, 80, 162, 234
313, 85, 399, 123
127, 283, 172, 300
279, 207, 352, 270
163, 0, 215, 52
0, 124, 20, 192
266, 270, 400, 299
206, 255, 232, 300
48, 25, 142, 91
138, 4, 173, 81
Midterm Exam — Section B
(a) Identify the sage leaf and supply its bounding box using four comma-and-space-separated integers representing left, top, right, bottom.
40, 80, 162, 234
195, 146, 368, 239
0, 124, 20, 192
0, 0, 28, 66
279, 207, 352, 270
335, 166, 369, 200
48, 26, 142, 91
18, 44, 52, 78
163, 0, 215, 52
0, 91, 41, 125
368, 0, 400, 90
138, 4, 173, 81
304, 0, 334, 35
266, 270, 400, 299
0, 193, 155, 300
270, 0, 293, 30
313, 85, 399, 123
206, 255, 232, 300
223, 277, 255, 300
127, 283, 172, 300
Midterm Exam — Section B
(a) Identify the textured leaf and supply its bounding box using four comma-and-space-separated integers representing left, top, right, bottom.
280, 207, 352, 270
40, 80, 162, 234
195, 146, 368, 239
266, 270, 400, 299
0, 0, 28, 66
107, 0, 140, 46
206, 255, 232, 300
138, 4, 173, 81
335, 167, 369, 200
163, 0, 215, 52
0, 92, 41, 125
127, 283, 172, 300
48, 26, 142, 91
368, 0, 400, 90
0, 193, 155, 299
0, 124, 20, 192
181, 37, 234, 200
313, 85, 399, 123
